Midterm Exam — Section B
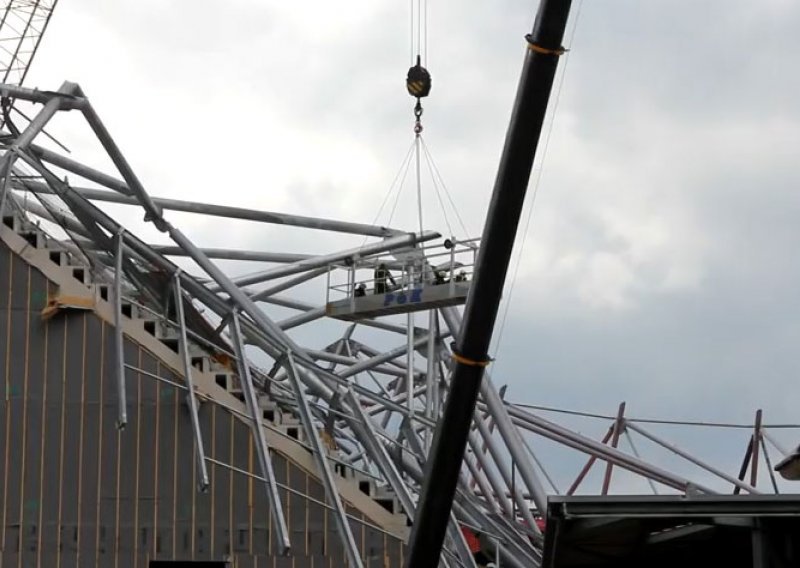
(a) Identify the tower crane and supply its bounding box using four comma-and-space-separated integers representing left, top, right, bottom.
0, 0, 58, 86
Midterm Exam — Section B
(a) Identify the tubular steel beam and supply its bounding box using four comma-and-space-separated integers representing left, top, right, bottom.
153, 245, 313, 264
407, 3, 573, 563
0, 157, 16, 219
751, 409, 763, 488
473, 412, 539, 535
344, 389, 417, 517
567, 425, 614, 495
504, 404, 717, 494
113, 229, 127, 428
78, 94, 167, 230
424, 310, 438, 447
624, 421, 761, 494
468, 430, 514, 518
406, 312, 415, 415
734, 436, 754, 495
0, 81, 75, 217
229, 311, 291, 555
11, 191, 90, 237
285, 353, 364, 568
0, 83, 84, 108
340, 334, 431, 379
463, 447, 502, 515
601, 402, 626, 495
760, 435, 780, 494
258, 294, 411, 335
21, 175, 401, 237
480, 372, 548, 518
306, 349, 409, 379
173, 272, 211, 492
249, 267, 329, 301
446, 512, 480, 568
211, 230, 440, 290
278, 306, 326, 330
28, 145, 132, 194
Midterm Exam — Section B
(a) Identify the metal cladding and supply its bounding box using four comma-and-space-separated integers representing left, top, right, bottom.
0, 240, 406, 566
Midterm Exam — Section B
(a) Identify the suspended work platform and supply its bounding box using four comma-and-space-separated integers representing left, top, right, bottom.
327, 280, 471, 321
325, 237, 478, 321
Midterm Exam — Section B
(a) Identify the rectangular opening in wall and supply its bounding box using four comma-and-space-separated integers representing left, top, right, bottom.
22, 231, 38, 247
377, 498, 395, 513
150, 562, 227, 567
215, 374, 228, 389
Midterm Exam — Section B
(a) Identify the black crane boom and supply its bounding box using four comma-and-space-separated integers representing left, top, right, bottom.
405, 1, 573, 565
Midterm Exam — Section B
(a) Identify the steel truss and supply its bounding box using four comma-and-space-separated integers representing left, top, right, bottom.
0, 82, 796, 568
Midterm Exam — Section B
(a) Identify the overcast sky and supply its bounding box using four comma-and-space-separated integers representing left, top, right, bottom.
18, 0, 800, 490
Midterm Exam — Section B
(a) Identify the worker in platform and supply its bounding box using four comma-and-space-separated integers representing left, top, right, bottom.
374, 263, 396, 294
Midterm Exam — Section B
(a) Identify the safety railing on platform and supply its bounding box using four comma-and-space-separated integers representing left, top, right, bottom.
325, 237, 479, 319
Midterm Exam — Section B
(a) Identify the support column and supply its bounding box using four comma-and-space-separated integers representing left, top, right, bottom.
601, 402, 626, 494
173, 272, 210, 491
285, 353, 363, 568
750, 409, 763, 488
229, 311, 291, 555
113, 230, 127, 428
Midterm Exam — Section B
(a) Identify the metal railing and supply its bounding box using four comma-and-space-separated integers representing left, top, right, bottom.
325, 237, 480, 310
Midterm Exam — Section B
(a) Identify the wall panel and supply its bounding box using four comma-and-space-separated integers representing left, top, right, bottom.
0, 240, 406, 566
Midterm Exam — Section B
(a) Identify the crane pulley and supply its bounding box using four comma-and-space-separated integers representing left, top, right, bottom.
406, 55, 432, 99
406, 55, 431, 134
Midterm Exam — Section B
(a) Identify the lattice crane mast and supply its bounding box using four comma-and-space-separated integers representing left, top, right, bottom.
0, 0, 58, 86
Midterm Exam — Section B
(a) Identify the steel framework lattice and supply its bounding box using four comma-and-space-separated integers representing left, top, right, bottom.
1, 80, 797, 568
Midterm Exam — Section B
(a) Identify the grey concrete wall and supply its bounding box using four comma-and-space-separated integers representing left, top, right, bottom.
0, 241, 404, 567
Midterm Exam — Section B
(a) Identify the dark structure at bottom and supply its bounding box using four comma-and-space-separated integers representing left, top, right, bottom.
543, 495, 800, 568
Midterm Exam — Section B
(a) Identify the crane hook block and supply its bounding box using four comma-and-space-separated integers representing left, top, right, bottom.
406, 55, 432, 98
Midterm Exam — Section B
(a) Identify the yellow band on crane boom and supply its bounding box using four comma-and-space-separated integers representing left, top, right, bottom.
451, 351, 492, 368
526, 41, 567, 56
